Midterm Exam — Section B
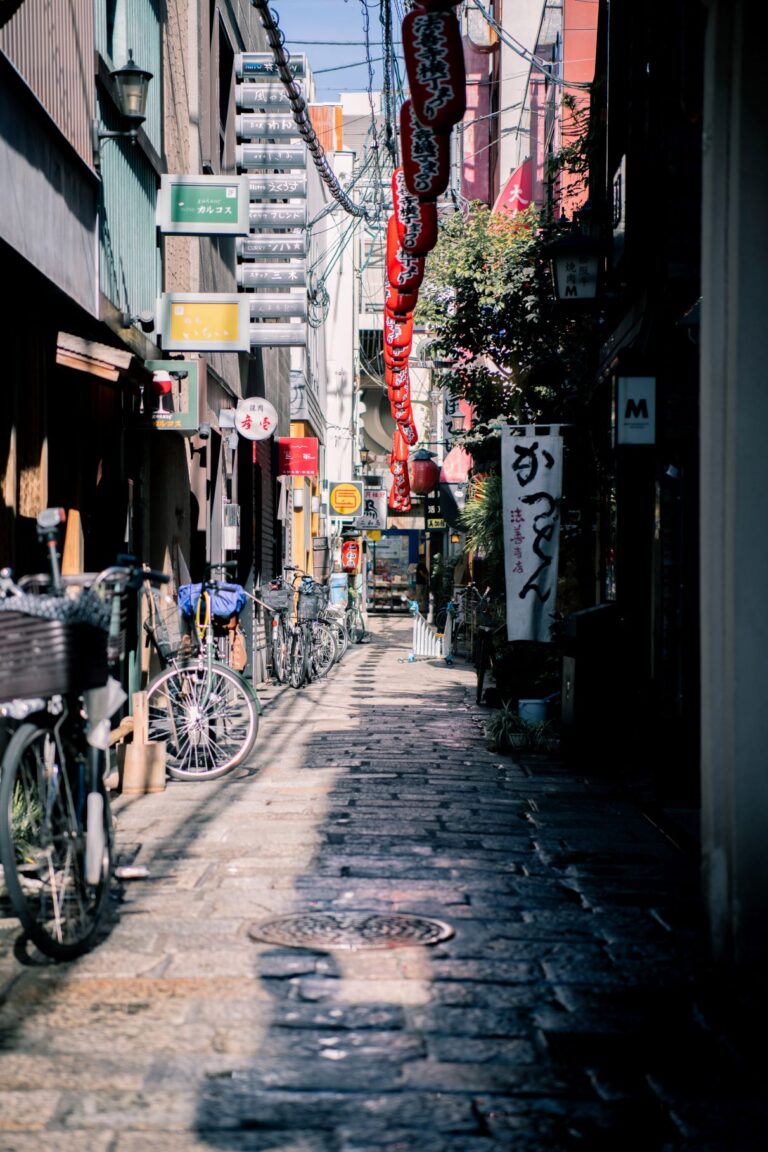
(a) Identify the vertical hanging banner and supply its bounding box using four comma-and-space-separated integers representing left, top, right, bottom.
500, 430, 563, 643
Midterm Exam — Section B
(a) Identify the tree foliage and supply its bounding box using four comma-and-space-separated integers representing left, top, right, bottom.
416, 203, 596, 436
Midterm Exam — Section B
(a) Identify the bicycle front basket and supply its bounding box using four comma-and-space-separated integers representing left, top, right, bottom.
260, 586, 289, 611
297, 589, 322, 621
0, 612, 108, 702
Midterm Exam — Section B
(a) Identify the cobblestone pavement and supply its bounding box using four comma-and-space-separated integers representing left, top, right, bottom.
0, 614, 766, 1151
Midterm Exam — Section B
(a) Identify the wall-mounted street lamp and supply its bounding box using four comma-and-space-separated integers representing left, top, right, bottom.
359, 445, 372, 468
92, 50, 153, 170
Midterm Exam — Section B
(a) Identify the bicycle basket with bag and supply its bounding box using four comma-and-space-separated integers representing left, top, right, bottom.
178, 582, 247, 622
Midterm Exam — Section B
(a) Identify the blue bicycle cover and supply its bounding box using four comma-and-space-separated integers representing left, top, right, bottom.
178, 582, 247, 620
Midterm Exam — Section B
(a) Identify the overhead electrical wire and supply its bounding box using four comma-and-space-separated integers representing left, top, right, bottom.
250, 0, 376, 221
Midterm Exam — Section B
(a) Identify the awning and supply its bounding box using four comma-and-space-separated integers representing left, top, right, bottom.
56, 332, 134, 382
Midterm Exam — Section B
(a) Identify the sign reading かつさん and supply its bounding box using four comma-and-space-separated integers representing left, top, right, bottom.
234, 398, 278, 441
328, 481, 364, 520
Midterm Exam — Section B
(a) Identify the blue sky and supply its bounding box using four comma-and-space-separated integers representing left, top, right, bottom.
272, 0, 401, 102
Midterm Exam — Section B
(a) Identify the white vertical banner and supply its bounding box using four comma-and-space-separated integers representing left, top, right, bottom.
501, 430, 563, 642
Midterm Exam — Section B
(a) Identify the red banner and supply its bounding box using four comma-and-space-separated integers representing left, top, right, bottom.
492, 158, 532, 217
277, 437, 319, 476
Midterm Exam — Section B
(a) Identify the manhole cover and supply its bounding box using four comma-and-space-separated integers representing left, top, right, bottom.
247, 911, 454, 951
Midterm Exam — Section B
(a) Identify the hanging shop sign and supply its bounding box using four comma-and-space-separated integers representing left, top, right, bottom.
237, 82, 299, 111
392, 167, 439, 256
144, 359, 199, 433
157, 175, 251, 236
616, 376, 656, 445
402, 8, 466, 132
249, 324, 307, 347
235, 114, 300, 139
248, 204, 306, 229
236, 264, 306, 288
249, 173, 307, 198
158, 294, 250, 353
353, 487, 388, 530
249, 294, 307, 319
236, 234, 307, 259
234, 397, 278, 441
400, 99, 451, 202
235, 52, 306, 80
500, 430, 563, 643
277, 437, 319, 476
386, 215, 425, 295
328, 481, 364, 520
236, 144, 306, 170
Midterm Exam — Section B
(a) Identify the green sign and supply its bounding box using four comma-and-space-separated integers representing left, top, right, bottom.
143, 360, 199, 434
171, 184, 237, 223
157, 175, 251, 236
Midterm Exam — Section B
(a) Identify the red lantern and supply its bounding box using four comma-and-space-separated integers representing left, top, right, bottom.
384, 309, 414, 354
386, 215, 425, 295
400, 100, 451, 202
409, 449, 441, 494
385, 281, 419, 316
392, 167, 439, 256
341, 539, 361, 574
402, 9, 466, 133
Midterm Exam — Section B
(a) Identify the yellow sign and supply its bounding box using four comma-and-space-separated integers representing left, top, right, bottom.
160, 293, 250, 351
367, 530, 382, 541
329, 481, 364, 518
170, 301, 240, 343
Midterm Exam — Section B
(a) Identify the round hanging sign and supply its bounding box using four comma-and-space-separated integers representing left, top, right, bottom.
234, 398, 278, 441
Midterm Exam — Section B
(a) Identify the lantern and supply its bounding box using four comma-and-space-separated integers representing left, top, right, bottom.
402, 8, 466, 132
386, 216, 426, 295
384, 309, 414, 354
341, 539, 361, 574
409, 448, 441, 494
392, 168, 439, 256
400, 100, 451, 202
385, 281, 420, 316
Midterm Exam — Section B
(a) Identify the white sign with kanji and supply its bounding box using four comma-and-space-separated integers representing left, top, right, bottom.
234, 398, 278, 441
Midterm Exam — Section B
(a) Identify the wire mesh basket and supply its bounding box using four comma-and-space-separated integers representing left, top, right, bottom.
145, 589, 183, 661
260, 586, 290, 612
0, 612, 108, 702
297, 588, 324, 621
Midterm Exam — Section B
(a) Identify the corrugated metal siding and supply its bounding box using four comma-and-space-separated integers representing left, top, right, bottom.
95, 0, 162, 161
0, 0, 95, 162
94, 1, 162, 317
99, 141, 160, 316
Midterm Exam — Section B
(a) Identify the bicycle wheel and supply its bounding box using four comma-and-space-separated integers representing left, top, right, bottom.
0, 721, 113, 961
271, 615, 289, 683
329, 615, 348, 662
346, 607, 366, 644
287, 627, 307, 689
308, 620, 338, 680
146, 662, 259, 781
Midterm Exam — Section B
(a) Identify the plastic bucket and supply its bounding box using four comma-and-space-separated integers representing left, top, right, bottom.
518, 699, 547, 725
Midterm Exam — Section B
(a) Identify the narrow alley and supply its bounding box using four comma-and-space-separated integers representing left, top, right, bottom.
0, 615, 766, 1150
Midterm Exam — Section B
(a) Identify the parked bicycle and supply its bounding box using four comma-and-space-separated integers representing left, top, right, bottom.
345, 582, 368, 644
143, 564, 262, 781
0, 507, 168, 960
